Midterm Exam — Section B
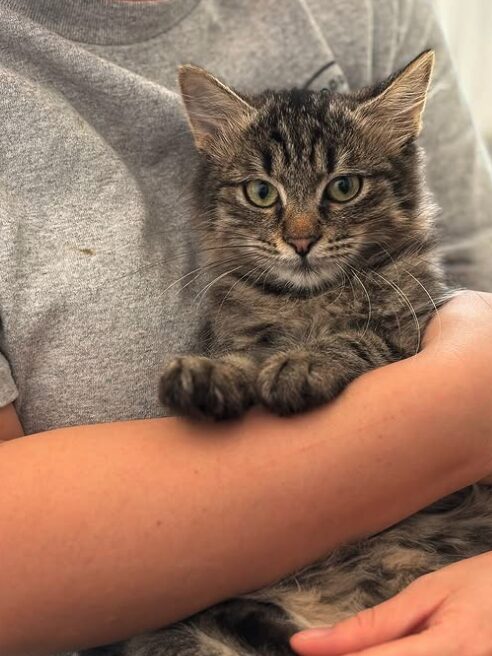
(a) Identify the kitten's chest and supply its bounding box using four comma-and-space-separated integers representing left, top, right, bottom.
211, 281, 369, 350
209, 260, 445, 356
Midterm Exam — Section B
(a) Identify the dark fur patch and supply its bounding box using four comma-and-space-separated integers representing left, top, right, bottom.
207, 599, 297, 654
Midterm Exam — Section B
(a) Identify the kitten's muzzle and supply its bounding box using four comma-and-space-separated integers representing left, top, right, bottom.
285, 235, 320, 256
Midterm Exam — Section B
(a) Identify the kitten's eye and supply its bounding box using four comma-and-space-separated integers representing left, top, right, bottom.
325, 175, 362, 203
244, 180, 279, 208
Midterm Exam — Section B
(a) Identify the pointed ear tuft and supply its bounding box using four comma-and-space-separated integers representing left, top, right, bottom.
359, 50, 435, 150
178, 65, 255, 150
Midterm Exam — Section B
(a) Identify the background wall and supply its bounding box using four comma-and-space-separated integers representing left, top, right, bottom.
433, 0, 492, 147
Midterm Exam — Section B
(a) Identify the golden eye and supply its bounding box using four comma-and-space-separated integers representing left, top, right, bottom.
244, 180, 279, 208
325, 175, 362, 203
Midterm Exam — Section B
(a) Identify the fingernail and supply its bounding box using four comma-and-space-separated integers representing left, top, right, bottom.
291, 627, 333, 643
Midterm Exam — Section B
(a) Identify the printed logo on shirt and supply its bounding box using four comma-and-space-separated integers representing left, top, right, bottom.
302, 61, 350, 92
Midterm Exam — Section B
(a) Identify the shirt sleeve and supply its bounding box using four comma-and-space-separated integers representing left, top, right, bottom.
0, 347, 18, 408
392, 0, 492, 291
0, 184, 19, 408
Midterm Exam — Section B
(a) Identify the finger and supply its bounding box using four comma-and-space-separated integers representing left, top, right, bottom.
290, 582, 443, 656
343, 630, 448, 656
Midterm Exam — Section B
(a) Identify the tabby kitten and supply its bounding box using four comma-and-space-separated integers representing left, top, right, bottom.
84, 53, 492, 656
159, 50, 447, 421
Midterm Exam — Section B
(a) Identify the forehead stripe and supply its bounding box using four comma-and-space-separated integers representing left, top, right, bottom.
261, 148, 273, 175
326, 143, 337, 174
270, 129, 291, 166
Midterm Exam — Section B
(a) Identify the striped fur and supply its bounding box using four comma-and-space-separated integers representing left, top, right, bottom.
159, 52, 447, 420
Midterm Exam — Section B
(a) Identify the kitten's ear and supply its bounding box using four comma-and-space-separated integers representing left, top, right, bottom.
178, 65, 256, 150
359, 50, 435, 150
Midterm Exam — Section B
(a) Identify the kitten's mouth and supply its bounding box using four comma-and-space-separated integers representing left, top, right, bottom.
292, 252, 338, 272
295, 257, 314, 271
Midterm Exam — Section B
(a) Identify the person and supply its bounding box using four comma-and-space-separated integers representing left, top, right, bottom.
0, 1, 491, 655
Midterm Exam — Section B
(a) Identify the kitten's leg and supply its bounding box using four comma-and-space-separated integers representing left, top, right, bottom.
159, 353, 258, 421
257, 330, 399, 416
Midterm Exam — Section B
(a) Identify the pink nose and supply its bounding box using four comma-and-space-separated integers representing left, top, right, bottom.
286, 236, 318, 255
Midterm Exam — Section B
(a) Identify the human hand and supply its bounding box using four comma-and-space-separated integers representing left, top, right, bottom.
421, 289, 492, 356
290, 551, 492, 655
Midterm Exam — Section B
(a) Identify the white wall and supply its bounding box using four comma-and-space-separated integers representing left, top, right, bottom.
433, 0, 492, 141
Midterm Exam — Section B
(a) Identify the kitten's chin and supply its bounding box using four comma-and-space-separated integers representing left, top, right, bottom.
274, 260, 343, 294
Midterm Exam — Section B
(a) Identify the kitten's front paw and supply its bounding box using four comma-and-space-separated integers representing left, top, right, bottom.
257, 351, 343, 416
159, 355, 256, 421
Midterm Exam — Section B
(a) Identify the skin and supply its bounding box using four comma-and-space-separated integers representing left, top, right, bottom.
0, 403, 24, 441
1, 292, 492, 655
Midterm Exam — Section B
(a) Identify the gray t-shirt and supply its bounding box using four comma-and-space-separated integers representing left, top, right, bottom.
1, 0, 491, 435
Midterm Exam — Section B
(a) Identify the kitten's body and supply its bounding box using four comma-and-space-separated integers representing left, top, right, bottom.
83, 54, 492, 656
160, 56, 447, 420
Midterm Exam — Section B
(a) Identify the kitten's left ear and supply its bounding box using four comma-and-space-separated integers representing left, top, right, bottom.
358, 50, 435, 150
178, 65, 256, 151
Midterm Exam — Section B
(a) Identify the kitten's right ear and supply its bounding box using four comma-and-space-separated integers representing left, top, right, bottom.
357, 50, 435, 151
178, 65, 256, 151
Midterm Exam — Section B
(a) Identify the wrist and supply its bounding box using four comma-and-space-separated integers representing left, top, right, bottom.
417, 345, 492, 485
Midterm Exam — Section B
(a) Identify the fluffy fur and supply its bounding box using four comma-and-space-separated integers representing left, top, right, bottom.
83, 53, 492, 656
159, 51, 446, 420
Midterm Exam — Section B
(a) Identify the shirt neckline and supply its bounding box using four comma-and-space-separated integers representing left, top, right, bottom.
6, 0, 200, 45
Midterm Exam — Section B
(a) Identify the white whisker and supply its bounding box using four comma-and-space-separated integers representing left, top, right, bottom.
402, 267, 442, 345
347, 265, 373, 338
194, 265, 243, 305
372, 270, 421, 354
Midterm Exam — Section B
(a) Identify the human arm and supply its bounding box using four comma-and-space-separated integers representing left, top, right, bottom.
1, 291, 492, 656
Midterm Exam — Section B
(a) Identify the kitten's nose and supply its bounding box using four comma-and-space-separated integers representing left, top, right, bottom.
286, 236, 319, 255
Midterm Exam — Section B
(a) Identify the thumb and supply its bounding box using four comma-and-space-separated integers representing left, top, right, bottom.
290, 578, 441, 655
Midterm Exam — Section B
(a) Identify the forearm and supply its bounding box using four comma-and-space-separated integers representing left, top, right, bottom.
1, 336, 491, 656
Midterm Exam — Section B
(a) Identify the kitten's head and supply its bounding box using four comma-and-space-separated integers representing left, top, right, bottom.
179, 51, 435, 295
